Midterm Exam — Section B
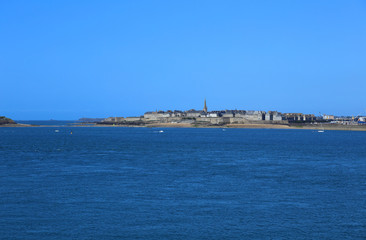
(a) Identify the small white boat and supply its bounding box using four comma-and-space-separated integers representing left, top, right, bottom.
159, 130, 164, 133
318, 122, 325, 133
55, 130, 59, 132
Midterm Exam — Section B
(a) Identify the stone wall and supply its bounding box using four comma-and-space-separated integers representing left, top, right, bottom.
196, 117, 225, 124
125, 117, 141, 122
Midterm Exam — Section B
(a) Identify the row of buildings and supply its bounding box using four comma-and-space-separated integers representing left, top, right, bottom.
142, 110, 316, 124
102, 100, 317, 125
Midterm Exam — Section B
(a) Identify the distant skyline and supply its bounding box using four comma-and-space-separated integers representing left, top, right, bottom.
1, 1, 366, 120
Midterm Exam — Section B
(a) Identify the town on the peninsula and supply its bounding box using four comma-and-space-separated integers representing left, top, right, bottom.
97, 100, 366, 130
1, 100, 365, 131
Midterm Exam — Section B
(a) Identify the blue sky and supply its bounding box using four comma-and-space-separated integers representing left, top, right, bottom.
1, 0, 365, 119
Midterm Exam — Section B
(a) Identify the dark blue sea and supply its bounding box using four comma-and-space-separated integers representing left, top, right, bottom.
0, 127, 365, 239
16, 120, 78, 126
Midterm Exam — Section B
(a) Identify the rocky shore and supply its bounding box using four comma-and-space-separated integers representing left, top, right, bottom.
0, 116, 17, 126
0, 116, 34, 127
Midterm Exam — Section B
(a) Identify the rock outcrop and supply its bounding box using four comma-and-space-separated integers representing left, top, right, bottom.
0, 116, 16, 125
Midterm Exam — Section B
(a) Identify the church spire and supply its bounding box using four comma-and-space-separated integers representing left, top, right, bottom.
203, 98, 207, 113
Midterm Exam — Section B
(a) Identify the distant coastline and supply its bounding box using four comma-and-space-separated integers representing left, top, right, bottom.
96, 100, 366, 130
2, 100, 365, 131
2, 121, 366, 132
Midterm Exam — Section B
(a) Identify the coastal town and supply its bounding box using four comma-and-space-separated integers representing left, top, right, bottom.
100, 100, 366, 128
1, 100, 365, 130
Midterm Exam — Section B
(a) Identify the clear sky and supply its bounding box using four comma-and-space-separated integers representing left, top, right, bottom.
1, 0, 365, 119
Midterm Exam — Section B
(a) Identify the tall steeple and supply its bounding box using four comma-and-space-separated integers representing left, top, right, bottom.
203, 98, 207, 113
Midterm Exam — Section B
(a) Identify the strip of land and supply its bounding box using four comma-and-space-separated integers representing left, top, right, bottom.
43, 122, 366, 131
1, 118, 366, 131
138, 122, 366, 131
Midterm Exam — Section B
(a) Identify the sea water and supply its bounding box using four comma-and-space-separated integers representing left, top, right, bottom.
0, 127, 365, 239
